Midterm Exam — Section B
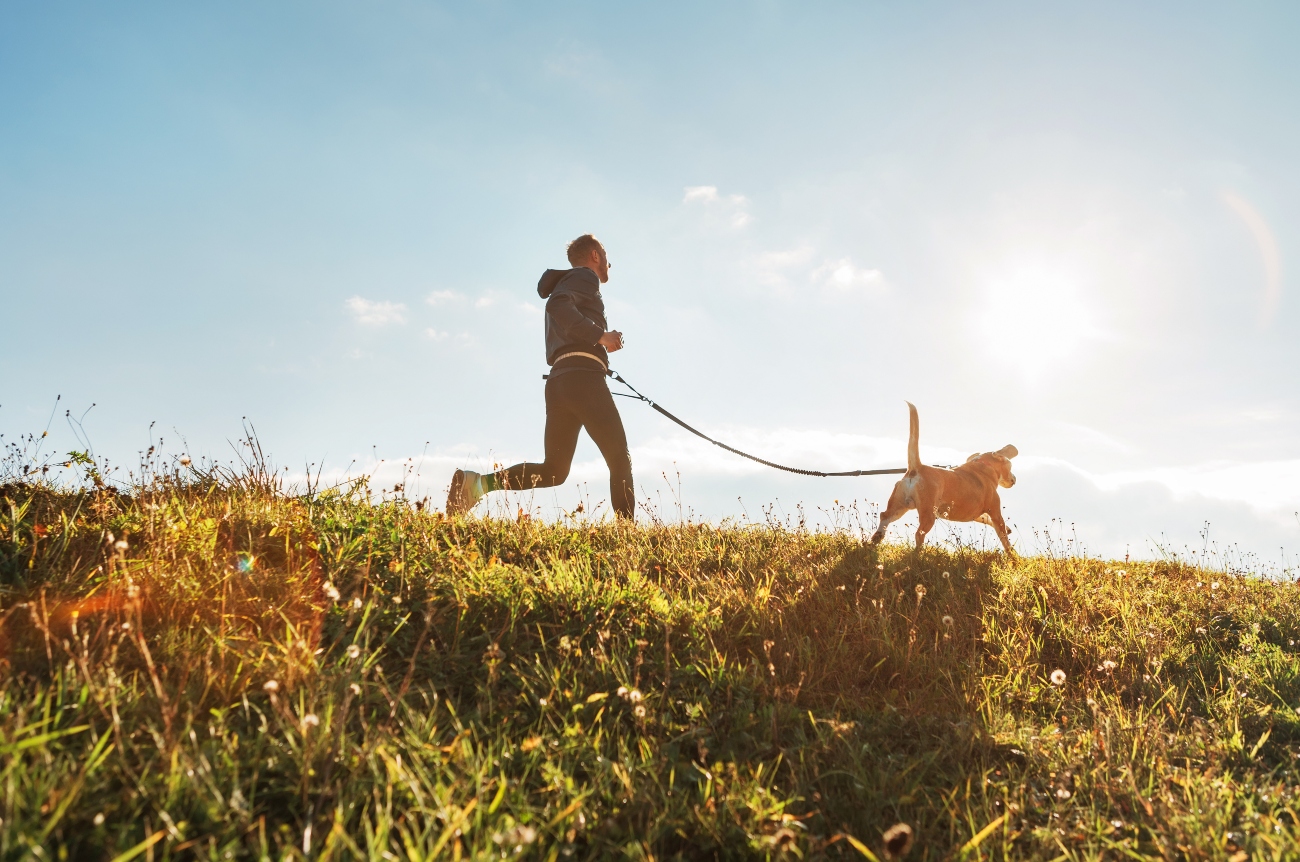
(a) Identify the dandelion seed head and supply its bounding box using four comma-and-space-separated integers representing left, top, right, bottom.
350, 683, 361, 695
1100, 659, 1117, 672
617, 686, 629, 698
263, 680, 279, 692
1055, 787, 1071, 799
942, 615, 954, 627
179, 456, 191, 466
93, 813, 105, 826
114, 539, 129, 552
882, 822, 914, 859
352, 597, 362, 609
628, 688, 643, 703
121, 622, 131, 631
301, 713, 319, 729
323, 582, 340, 601
633, 705, 646, 718
346, 644, 361, 659
1050, 669, 1067, 686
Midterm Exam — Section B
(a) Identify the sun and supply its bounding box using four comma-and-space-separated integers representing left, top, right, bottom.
975, 264, 1105, 382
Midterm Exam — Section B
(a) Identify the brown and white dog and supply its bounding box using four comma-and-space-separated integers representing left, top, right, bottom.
868, 402, 1019, 555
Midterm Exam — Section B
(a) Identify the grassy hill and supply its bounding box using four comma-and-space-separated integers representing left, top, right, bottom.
2, 474, 1298, 860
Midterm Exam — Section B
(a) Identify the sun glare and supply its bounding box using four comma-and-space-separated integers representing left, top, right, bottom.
976, 266, 1104, 382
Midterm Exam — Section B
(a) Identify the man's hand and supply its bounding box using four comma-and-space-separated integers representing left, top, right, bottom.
598, 331, 624, 352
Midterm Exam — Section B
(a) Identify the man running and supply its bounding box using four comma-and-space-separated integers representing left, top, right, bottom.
446, 234, 635, 519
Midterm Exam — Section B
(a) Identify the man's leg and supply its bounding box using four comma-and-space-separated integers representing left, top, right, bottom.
488, 376, 582, 493
565, 373, 635, 519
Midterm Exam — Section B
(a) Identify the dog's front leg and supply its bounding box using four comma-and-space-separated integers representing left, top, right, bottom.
986, 507, 1015, 557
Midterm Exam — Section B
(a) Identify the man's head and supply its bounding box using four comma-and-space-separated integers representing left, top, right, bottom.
567, 234, 610, 283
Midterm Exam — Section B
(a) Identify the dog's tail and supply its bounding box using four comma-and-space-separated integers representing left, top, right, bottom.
905, 401, 921, 475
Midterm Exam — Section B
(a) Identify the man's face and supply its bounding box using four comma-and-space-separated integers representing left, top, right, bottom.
588, 246, 611, 283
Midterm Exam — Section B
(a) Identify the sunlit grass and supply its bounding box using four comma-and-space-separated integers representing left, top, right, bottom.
2, 450, 1298, 859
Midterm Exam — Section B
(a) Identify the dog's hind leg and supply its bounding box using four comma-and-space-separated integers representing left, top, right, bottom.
869, 489, 910, 545
914, 507, 937, 550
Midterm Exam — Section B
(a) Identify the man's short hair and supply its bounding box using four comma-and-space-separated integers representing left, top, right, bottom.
566, 234, 604, 266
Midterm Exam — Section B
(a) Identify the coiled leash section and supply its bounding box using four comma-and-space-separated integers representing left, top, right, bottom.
608, 370, 911, 477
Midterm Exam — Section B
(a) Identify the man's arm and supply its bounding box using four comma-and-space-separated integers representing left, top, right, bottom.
545, 291, 605, 345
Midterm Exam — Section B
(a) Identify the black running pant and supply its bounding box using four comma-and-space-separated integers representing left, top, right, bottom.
495, 370, 635, 519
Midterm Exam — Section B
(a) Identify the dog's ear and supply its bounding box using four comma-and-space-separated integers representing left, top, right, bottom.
966, 452, 981, 463
997, 445, 1018, 459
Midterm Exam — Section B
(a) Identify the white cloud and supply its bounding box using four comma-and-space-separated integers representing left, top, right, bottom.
752, 248, 886, 297
475, 296, 496, 309
425, 329, 475, 346
426, 290, 465, 305
813, 258, 885, 292
346, 296, 407, 326
683, 185, 750, 228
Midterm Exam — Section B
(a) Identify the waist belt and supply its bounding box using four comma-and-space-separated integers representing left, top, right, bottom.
551, 351, 608, 370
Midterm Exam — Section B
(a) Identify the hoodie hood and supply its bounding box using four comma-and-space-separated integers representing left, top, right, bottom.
537, 268, 568, 299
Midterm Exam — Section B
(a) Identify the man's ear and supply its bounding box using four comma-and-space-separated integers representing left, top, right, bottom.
997, 445, 1018, 459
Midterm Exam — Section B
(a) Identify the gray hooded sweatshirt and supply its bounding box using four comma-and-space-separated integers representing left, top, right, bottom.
537, 267, 609, 373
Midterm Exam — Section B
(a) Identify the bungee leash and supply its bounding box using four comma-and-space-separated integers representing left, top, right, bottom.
607, 370, 913, 477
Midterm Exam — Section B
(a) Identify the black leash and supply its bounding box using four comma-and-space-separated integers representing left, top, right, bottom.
607, 370, 910, 477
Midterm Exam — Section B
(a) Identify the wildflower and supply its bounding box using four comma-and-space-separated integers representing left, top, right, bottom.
877, 564, 885, 572
352, 597, 362, 610
881, 822, 914, 860
1100, 659, 1117, 672
628, 688, 643, 703
559, 635, 572, 654
1211, 582, 1220, 591
1196, 627, 1207, 635
323, 582, 340, 601
1055, 787, 1071, 799
301, 713, 320, 730
263, 680, 279, 692
538, 697, 548, 706
93, 813, 105, 826
346, 644, 361, 659
1050, 669, 1067, 686
633, 705, 646, 718
392, 595, 402, 604
942, 615, 954, 628
616, 686, 629, 698
179, 456, 191, 466
349, 683, 361, 695
1110, 819, 1124, 830
520, 736, 542, 752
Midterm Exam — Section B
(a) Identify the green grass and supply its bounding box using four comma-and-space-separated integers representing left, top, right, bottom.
1, 474, 1299, 860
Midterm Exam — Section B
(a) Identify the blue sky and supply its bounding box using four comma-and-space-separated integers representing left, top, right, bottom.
3, 2, 1298, 566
